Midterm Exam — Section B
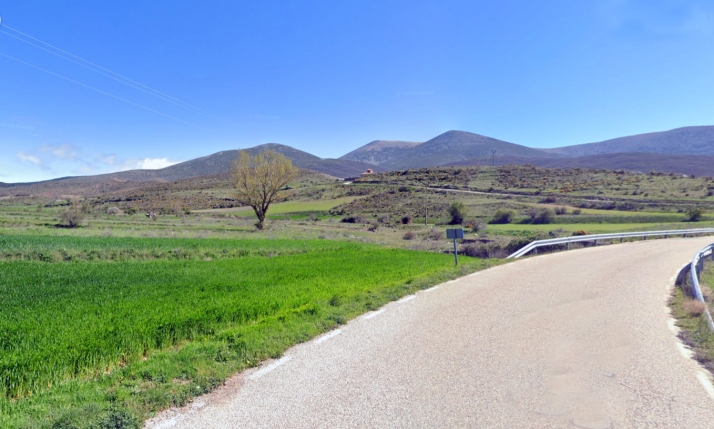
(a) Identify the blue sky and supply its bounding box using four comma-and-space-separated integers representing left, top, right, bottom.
1, 1, 713, 183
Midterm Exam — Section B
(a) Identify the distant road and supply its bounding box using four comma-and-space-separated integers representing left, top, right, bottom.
147, 237, 714, 429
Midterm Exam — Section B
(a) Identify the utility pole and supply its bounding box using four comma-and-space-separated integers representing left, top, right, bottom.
424, 185, 428, 225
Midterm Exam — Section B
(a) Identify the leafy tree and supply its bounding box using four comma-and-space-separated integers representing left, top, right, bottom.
686, 206, 704, 222
530, 208, 556, 224
448, 201, 468, 225
231, 149, 298, 229
491, 209, 515, 224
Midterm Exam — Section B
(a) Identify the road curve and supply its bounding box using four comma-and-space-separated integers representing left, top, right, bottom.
146, 237, 714, 429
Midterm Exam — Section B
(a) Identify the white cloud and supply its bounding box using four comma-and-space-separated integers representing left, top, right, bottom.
17, 152, 42, 165
133, 158, 180, 170
39, 143, 77, 160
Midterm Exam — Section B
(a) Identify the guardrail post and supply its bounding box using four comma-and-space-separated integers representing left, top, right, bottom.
620, 238, 623, 243
566, 243, 569, 250
644, 236, 647, 241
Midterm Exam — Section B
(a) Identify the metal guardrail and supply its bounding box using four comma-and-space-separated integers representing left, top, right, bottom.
507, 228, 714, 259
687, 243, 714, 331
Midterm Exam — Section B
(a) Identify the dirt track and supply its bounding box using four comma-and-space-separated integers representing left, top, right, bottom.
146, 237, 714, 428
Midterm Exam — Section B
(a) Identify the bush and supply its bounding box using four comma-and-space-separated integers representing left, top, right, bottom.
448, 201, 468, 225
530, 208, 556, 224
401, 216, 412, 225
377, 214, 390, 224
572, 230, 589, 236
554, 206, 567, 215
572, 209, 582, 215
127, 208, 137, 215
471, 220, 487, 233
683, 299, 706, 316
426, 229, 444, 240
505, 237, 531, 254
541, 195, 558, 204
460, 243, 508, 259
403, 230, 417, 240
341, 215, 367, 224
106, 206, 123, 215
686, 207, 704, 222
61, 201, 85, 228
491, 209, 515, 224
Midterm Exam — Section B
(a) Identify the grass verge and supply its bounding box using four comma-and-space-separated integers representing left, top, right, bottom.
670, 262, 714, 378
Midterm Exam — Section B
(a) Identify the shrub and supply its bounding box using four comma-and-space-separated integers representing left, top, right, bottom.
554, 206, 567, 215
426, 229, 444, 240
377, 214, 390, 224
541, 195, 558, 204
127, 208, 137, 215
530, 208, 556, 224
572, 230, 589, 236
448, 201, 468, 225
461, 243, 490, 258
505, 237, 531, 254
341, 215, 367, 224
106, 206, 123, 215
572, 209, 582, 215
401, 216, 412, 225
61, 201, 85, 228
686, 207, 704, 222
471, 221, 487, 233
491, 209, 515, 224
403, 230, 417, 240
683, 299, 706, 316
459, 243, 506, 259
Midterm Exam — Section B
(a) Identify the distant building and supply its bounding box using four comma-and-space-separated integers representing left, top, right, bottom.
360, 169, 374, 176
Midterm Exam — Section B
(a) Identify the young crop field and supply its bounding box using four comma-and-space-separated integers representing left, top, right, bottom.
0, 234, 357, 262
0, 234, 498, 428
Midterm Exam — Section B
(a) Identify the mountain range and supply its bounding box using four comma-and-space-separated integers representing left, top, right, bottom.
4, 126, 714, 196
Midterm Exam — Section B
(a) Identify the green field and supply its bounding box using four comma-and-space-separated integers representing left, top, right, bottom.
194, 196, 360, 214
0, 234, 357, 262
0, 234, 497, 428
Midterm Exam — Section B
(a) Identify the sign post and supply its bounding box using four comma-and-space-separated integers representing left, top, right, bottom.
446, 228, 464, 265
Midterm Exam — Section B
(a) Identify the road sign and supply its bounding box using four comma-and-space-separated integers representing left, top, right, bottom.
446, 228, 464, 239
446, 228, 464, 265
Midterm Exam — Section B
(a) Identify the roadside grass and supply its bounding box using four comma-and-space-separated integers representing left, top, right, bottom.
670, 285, 714, 376
0, 241, 501, 428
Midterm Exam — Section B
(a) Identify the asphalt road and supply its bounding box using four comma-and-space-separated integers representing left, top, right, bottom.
146, 237, 714, 429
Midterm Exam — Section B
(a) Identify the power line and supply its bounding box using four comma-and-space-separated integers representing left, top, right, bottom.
0, 21, 211, 116
0, 29, 209, 116
0, 51, 199, 127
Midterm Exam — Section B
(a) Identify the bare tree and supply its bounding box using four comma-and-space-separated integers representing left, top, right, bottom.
231, 149, 298, 229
